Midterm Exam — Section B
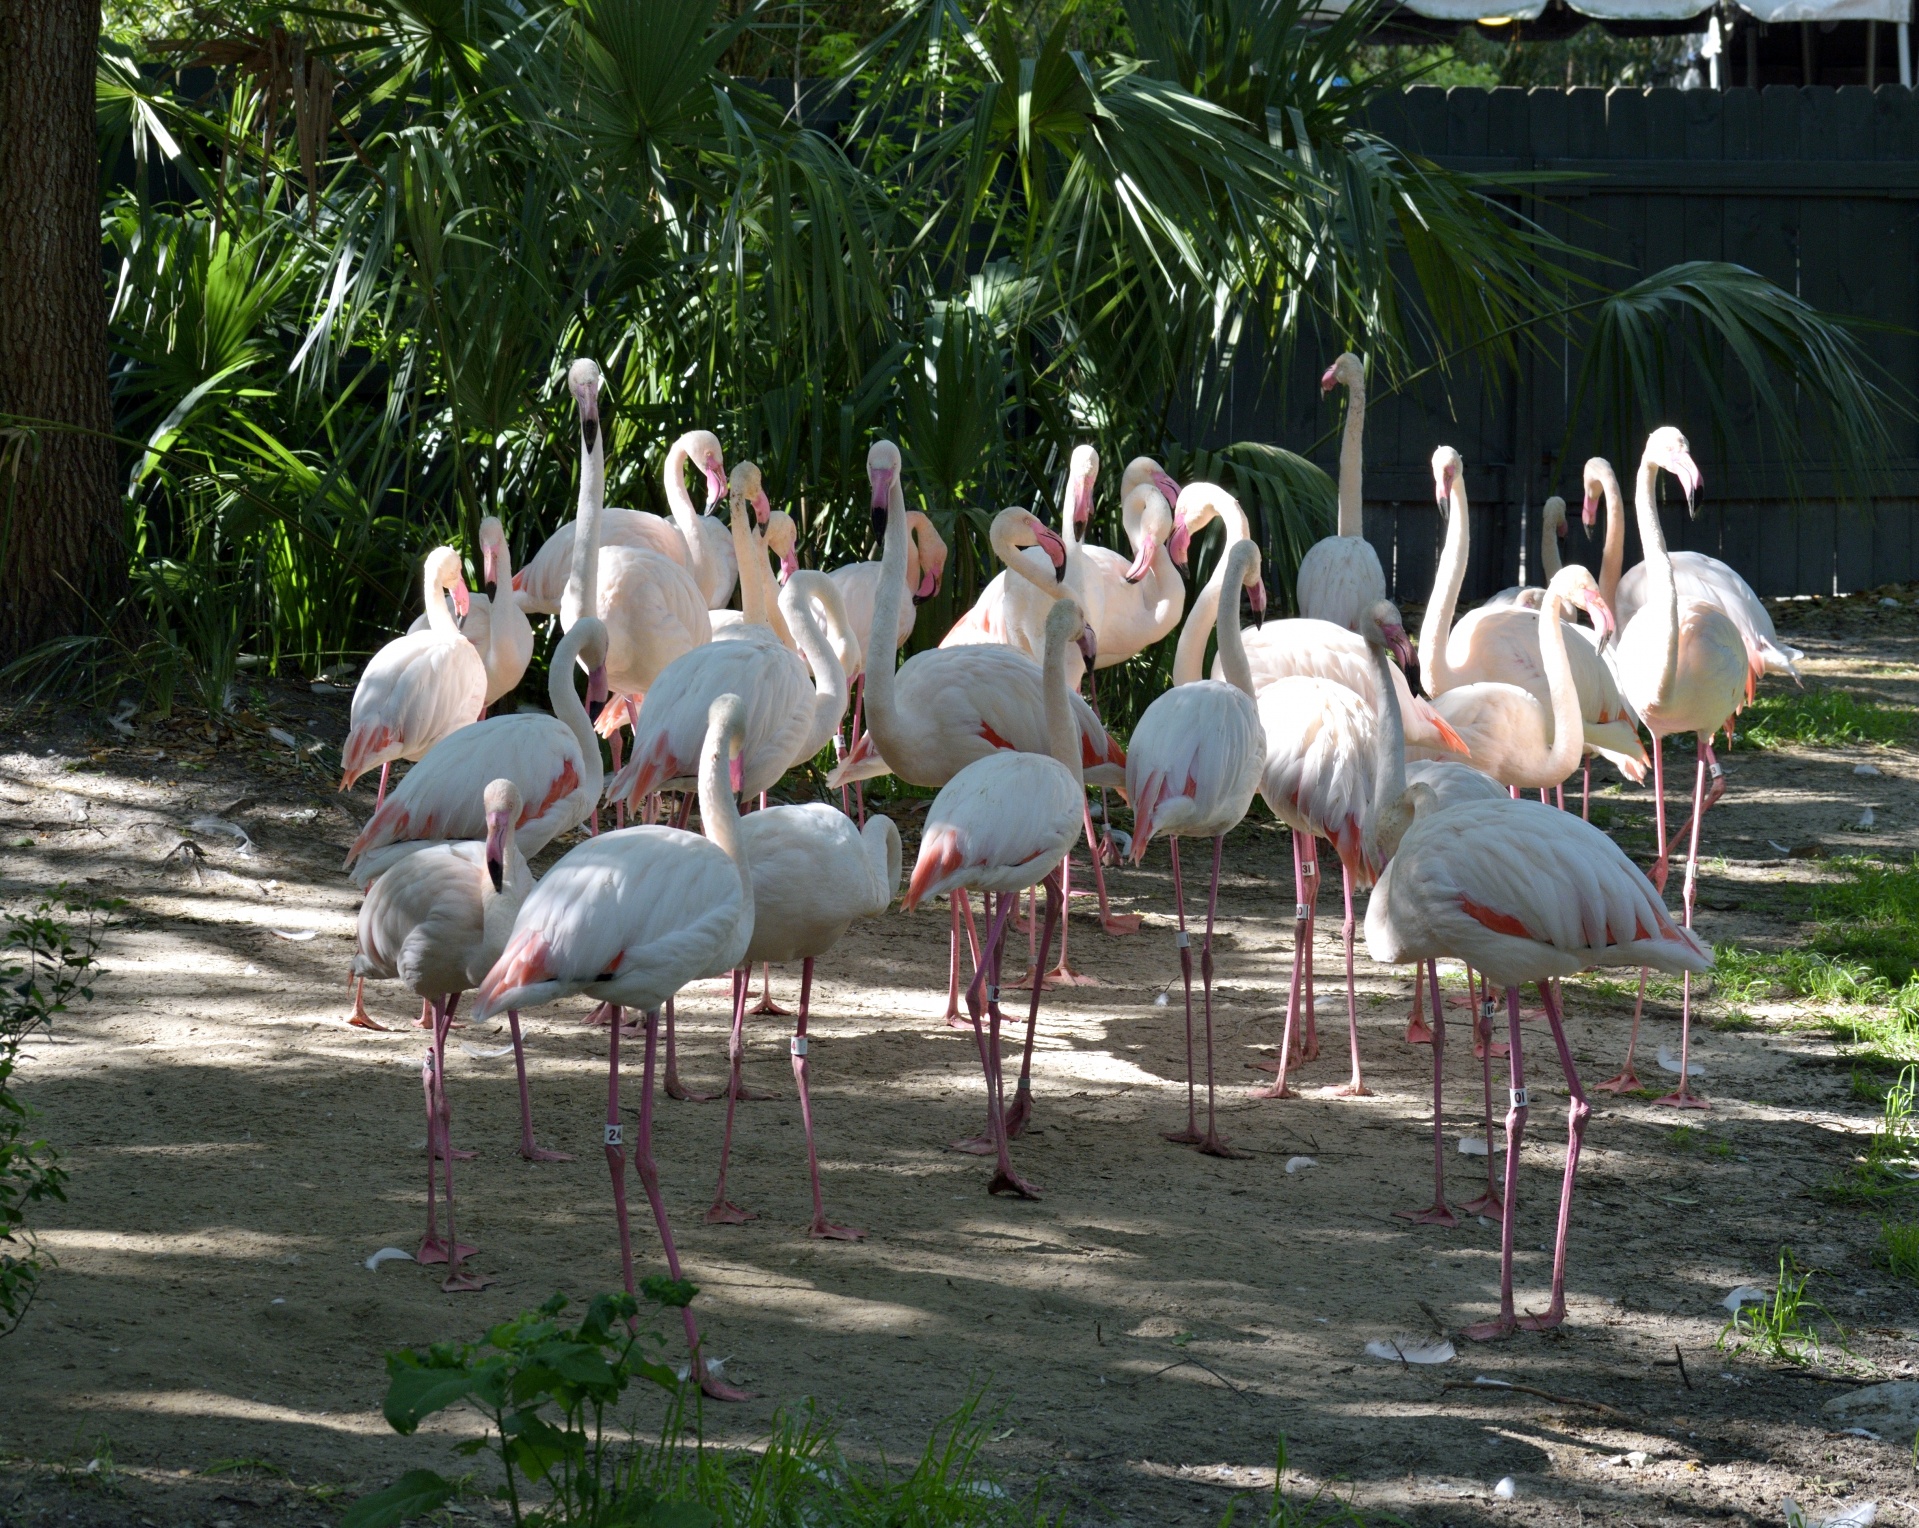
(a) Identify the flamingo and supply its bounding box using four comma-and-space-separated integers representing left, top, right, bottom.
830, 444, 1131, 1008
351, 779, 536, 1290
704, 806, 901, 1238
1055, 447, 1187, 672
472, 694, 755, 1403
940, 507, 1085, 684
406, 516, 534, 707
1481, 495, 1568, 611
1597, 429, 1749, 1108
1365, 789, 1710, 1338
1422, 450, 1647, 787
1125, 538, 1265, 1156
1294, 352, 1387, 632
340, 546, 487, 803
513, 428, 726, 616
900, 598, 1093, 1199
828, 508, 947, 661
662, 428, 740, 609
1590, 455, 1802, 696
560, 360, 710, 719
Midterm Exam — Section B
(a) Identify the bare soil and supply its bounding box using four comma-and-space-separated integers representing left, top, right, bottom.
4, 590, 1919, 1528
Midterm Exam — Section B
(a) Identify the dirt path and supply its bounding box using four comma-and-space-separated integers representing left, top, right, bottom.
3, 593, 1918, 1527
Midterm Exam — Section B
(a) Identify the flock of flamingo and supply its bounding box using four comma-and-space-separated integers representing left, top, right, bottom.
337, 353, 1804, 1393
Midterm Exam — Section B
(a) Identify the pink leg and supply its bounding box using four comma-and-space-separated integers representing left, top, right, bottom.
510, 1009, 571, 1162
1594, 968, 1649, 1094
419, 998, 481, 1279
1024, 845, 1096, 986
1251, 832, 1309, 1100
749, 962, 791, 1017
347, 974, 386, 1030
1403, 959, 1433, 1045
1647, 733, 1670, 894
707, 970, 757, 1223
1081, 799, 1141, 936
1332, 867, 1370, 1096
663, 996, 714, 1103
951, 892, 1017, 1157
944, 894, 985, 1030
943, 896, 966, 1027
981, 894, 1041, 1199
1195, 837, 1245, 1158
609, 724, 626, 829
1581, 760, 1591, 821
1005, 872, 1061, 1140
1517, 979, 1593, 1330
1162, 838, 1201, 1144
1463, 986, 1530, 1341
1459, 982, 1503, 1218
431, 994, 474, 1157
1555, 783, 1565, 811
672, 793, 694, 831
1661, 736, 1726, 862
789, 958, 862, 1240
375, 761, 390, 809
1658, 746, 1712, 1111
1300, 842, 1321, 1060
1396, 960, 1457, 1226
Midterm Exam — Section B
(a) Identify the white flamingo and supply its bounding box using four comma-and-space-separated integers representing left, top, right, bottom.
1125, 538, 1265, 1156
900, 599, 1092, 1199
1294, 352, 1387, 632
704, 805, 901, 1238
352, 779, 537, 1290
473, 694, 754, 1403
1597, 428, 1749, 1109
940, 507, 1084, 684
340, 546, 487, 802
1481, 494, 1568, 610
1365, 788, 1710, 1338
407, 516, 534, 707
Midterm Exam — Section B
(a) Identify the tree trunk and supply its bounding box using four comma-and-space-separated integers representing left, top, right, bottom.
0, 0, 121, 664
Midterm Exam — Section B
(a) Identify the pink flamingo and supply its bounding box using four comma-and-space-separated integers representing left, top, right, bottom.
340, 546, 487, 804
352, 779, 540, 1291
1590, 456, 1802, 698
900, 599, 1093, 1198
1125, 539, 1266, 1156
406, 516, 534, 708
1481, 495, 1568, 611
705, 805, 901, 1238
1365, 789, 1710, 1337
515, 428, 728, 616
473, 694, 755, 1403
941, 506, 1087, 686
1294, 352, 1387, 632
1597, 428, 1749, 1108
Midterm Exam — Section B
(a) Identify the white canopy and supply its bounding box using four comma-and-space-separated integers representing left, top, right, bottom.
1344, 0, 1909, 24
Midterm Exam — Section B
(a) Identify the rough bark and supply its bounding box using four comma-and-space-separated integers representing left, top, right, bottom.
0, 0, 122, 664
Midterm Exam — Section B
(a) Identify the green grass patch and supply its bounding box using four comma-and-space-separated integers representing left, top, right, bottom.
1735, 687, 1913, 749
1718, 1249, 1848, 1366
1801, 856, 1919, 988
1878, 1220, 1919, 1283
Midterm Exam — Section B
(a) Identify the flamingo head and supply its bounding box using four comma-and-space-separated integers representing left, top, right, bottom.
568, 358, 602, 451
1547, 566, 1613, 640
481, 778, 523, 892
1363, 599, 1414, 670
1431, 446, 1463, 509
729, 461, 770, 527
1068, 443, 1099, 530
1321, 351, 1362, 395
451, 575, 472, 619
705, 692, 747, 797
1221, 539, 1265, 630
907, 513, 947, 603
1026, 514, 1069, 583
1153, 468, 1181, 511
1077, 621, 1098, 665
1581, 457, 1614, 531
1123, 495, 1174, 585
1645, 426, 1702, 511
1246, 576, 1267, 630
690, 432, 728, 510
1544, 495, 1568, 542
765, 510, 799, 583
867, 439, 902, 536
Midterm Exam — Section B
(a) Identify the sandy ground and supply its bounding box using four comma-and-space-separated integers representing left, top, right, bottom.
4, 591, 1919, 1528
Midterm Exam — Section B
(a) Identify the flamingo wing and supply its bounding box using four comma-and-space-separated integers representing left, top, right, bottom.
1295, 536, 1387, 633
1255, 677, 1379, 881
1126, 682, 1262, 853
903, 753, 1082, 908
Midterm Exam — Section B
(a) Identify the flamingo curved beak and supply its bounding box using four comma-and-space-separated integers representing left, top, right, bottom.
1435, 464, 1455, 507
580, 413, 598, 455
1034, 522, 1068, 582
1168, 514, 1192, 568
484, 809, 509, 892
1582, 592, 1616, 641
1320, 362, 1340, 394
752, 488, 772, 527
1248, 578, 1268, 630
1073, 475, 1096, 529
482, 542, 499, 591
451, 578, 472, 619
1122, 532, 1157, 585
1671, 452, 1703, 512
585, 663, 609, 724
1076, 623, 1098, 665
1153, 470, 1180, 507
1581, 490, 1599, 531
778, 550, 798, 584
913, 567, 940, 604
728, 751, 744, 795
1382, 623, 1414, 669
869, 466, 895, 513
703, 462, 728, 511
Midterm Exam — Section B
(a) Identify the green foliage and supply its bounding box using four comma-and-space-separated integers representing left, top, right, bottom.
1878, 1219, 1919, 1284
1718, 1249, 1847, 1367
1735, 688, 1913, 750
2, 893, 117, 1338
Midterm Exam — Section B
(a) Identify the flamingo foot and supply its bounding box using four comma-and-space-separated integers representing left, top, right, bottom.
1593, 1069, 1643, 1095
949, 1133, 996, 1156
1516, 1302, 1568, 1333
700, 1373, 753, 1403
439, 1268, 494, 1293
1248, 1081, 1298, 1101
1100, 912, 1144, 936
1162, 1126, 1204, 1145
704, 1200, 757, 1225
519, 1143, 573, 1163
1404, 1014, 1434, 1045
1473, 1039, 1510, 1061
748, 995, 792, 1017
1196, 1132, 1249, 1160
417, 1236, 477, 1266
1656, 1087, 1710, 1111
1459, 1191, 1502, 1218
809, 1217, 866, 1242
348, 1013, 391, 1031
987, 1167, 1043, 1199
1395, 1202, 1460, 1228
1332, 1082, 1374, 1098
943, 1011, 974, 1031
1461, 1315, 1519, 1342
433, 1144, 478, 1162
1009, 963, 1097, 990
665, 1077, 716, 1103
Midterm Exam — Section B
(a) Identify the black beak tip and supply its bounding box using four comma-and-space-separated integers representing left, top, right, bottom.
912, 591, 930, 607
582, 417, 598, 454
870, 507, 887, 544
488, 859, 504, 893
587, 696, 606, 724
1053, 562, 1067, 585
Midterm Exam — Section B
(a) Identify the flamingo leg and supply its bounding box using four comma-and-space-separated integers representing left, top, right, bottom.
1397, 959, 1457, 1226
1463, 986, 1530, 1341
1581, 760, 1591, 821
952, 893, 1017, 1156
1005, 872, 1061, 1140
1162, 838, 1201, 1144
673, 793, 694, 831
1659, 746, 1713, 1111
1251, 832, 1307, 1101
1080, 799, 1141, 936
609, 725, 626, 830
982, 892, 1041, 1199
1647, 732, 1670, 894
1034, 847, 1097, 986
1403, 957, 1434, 1045
1517, 978, 1593, 1331
1660, 739, 1726, 862
1195, 836, 1245, 1159
663, 996, 714, 1103
749, 962, 791, 1017
1332, 867, 1371, 1096
1555, 783, 1565, 811
420, 997, 481, 1277
375, 761, 390, 809
510, 1009, 570, 1162
789, 958, 862, 1240
628, 1007, 749, 1402
706, 969, 757, 1223
431, 994, 474, 1156
944, 893, 986, 1029
1595, 967, 1650, 1094
347, 974, 386, 1030
1459, 980, 1504, 1218
1300, 840, 1321, 1060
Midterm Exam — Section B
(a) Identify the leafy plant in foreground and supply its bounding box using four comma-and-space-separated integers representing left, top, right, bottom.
1718, 1249, 1848, 1367
2, 892, 117, 1338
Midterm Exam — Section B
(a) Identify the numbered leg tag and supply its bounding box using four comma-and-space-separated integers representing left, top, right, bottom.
603, 1122, 624, 1147
1294, 904, 1310, 922
790, 1036, 809, 1057
1509, 1087, 1530, 1110
986, 985, 999, 1005
1016, 1076, 1031, 1092
1709, 761, 1725, 780
1175, 930, 1190, 949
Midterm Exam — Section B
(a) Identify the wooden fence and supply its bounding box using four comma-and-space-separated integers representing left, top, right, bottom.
1222, 85, 1919, 606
